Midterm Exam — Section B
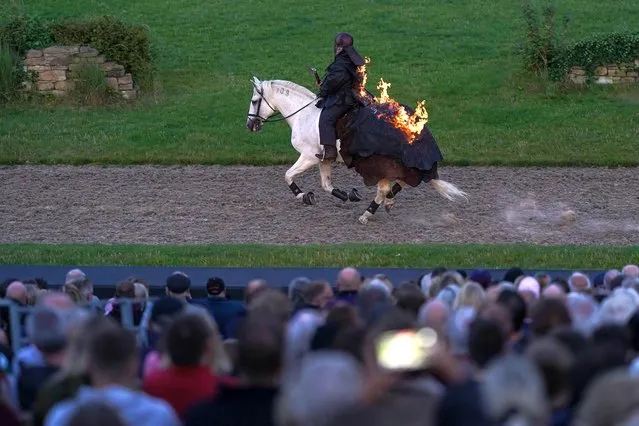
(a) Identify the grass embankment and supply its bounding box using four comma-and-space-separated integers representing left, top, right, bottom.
0, 0, 638, 167
0, 243, 637, 269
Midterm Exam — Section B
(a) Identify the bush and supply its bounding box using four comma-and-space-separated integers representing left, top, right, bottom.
0, 14, 155, 91
0, 43, 27, 103
50, 16, 155, 90
548, 32, 639, 81
519, 0, 570, 77
0, 14, 54, 56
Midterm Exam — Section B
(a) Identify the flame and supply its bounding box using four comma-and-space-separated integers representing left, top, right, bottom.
355, 57, 429, 143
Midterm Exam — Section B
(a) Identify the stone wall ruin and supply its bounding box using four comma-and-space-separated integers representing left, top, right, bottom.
23, 45, 138, 99
568, 59, 639, 84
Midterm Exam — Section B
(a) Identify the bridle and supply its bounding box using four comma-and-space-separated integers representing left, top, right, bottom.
247, 83, 318, 124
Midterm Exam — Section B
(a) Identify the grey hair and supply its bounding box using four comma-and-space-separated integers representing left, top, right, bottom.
283, 310, 325, 381
622, 277, 639, 293
499, 282, 517, 291
481, 355, 549, 426
447, 306, 477, 355
362, 278, 391, 296
436, 285, 460, 310
575, 369, 639, 426
26, 306, 69, 353
565, 293, 599, 336
597, 289, 639, 326
277, 351, 364, 426
568, 272, 592, 291
288, 276, 311, 303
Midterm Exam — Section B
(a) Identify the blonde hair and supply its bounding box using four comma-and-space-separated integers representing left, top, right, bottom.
62, 283, 82, 303
454, 281, 486, 310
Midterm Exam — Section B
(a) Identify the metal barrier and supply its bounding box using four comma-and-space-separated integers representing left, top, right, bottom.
0, 298, 150, 354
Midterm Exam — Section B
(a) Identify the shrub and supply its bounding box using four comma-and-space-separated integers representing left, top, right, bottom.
0, 43, 27, 103
548, 32, 639, 81
0, 14, 155, 92
519, 0, 569, 76
0, 14, 54, 56
50, 16, 155, 90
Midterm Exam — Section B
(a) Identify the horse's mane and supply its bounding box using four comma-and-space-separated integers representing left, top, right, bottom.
266, 80, 316, 100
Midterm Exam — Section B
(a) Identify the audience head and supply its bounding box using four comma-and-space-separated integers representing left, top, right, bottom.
336, 267, 362, 292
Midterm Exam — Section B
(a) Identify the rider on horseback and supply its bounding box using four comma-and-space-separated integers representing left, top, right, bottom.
315, 32, 366, 162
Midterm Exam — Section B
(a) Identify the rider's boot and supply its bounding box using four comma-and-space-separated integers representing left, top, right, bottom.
316, 144, 338, 161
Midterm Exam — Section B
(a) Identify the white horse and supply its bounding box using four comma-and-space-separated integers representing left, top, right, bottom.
245, 76, 467, 224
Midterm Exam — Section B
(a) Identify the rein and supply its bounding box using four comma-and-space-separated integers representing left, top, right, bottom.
248, 85, 318, 123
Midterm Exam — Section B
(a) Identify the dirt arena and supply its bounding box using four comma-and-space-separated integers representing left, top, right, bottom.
1, 165, 638, 245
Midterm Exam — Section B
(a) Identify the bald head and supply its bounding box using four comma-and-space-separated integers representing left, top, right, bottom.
542, 284, 565, 300
245, 279, 268, 304
622, 265, 639, 278
6, 281, 28, 305
336, 267, 361, 292
418, 300, 449, 335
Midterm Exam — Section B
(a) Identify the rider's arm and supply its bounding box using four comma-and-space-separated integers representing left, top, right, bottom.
318, 67, 351, 97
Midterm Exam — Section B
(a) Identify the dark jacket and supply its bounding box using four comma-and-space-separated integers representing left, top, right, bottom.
17, 362, 60, 411
196, 297, 246, 339
317, 51, 359, 108
184, 384, 279, 426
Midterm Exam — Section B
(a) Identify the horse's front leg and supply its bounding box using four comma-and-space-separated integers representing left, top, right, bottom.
359, 179, 391, 224
285, 155, 319, 205
318, 158, 362, 203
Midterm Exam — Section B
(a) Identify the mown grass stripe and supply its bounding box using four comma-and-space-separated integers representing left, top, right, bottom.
0, 243, 637, 269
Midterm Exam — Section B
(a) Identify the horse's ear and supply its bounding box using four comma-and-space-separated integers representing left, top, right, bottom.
251, 76, 261, 86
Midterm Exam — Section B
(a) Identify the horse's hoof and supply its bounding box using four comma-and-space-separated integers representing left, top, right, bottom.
385, 203, 394, 214
302, 192, 316, 205
348, 188, 362, 202
331, 188, 348, 202
358, 215, 369, 225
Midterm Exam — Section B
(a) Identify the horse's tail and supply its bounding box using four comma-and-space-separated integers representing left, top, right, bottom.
430, 179, 469, 202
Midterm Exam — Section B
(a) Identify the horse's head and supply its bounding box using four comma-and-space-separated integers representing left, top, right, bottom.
246, 76, 276, 132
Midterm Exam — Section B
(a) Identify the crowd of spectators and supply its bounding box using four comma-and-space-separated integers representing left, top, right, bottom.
1, 263, 639, 426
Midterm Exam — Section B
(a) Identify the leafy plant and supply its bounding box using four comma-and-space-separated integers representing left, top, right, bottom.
548, 32, 639, 81
0, 43, 27, 103
519, 0, 570, 76
0, 14, 53, 56
70, 62, 117, 105
50, 16, 155, 90
0, 14, 156, 93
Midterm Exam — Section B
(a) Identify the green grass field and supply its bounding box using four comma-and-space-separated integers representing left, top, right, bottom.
0, 243, 637, 269
1, 0, 638, 167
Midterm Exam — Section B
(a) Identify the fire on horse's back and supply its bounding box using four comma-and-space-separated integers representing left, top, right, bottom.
245, 76, 468, 224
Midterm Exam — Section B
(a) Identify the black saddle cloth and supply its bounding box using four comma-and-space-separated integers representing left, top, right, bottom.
337, 103, 443, 172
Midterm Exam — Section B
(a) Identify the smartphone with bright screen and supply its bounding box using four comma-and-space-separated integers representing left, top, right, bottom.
375, 328, 438, 371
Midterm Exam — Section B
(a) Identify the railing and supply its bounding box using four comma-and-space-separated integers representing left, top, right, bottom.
0, 298, 150, 353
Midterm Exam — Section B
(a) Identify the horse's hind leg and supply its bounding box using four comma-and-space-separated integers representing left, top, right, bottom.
359, 179, 391, 224
384, 180, 408, 213
285, 155, 319, 205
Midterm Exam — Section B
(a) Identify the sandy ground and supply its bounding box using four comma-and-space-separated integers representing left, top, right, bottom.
1, 165, 638, 245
